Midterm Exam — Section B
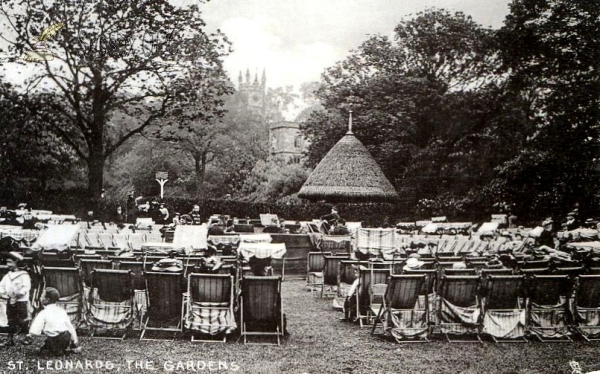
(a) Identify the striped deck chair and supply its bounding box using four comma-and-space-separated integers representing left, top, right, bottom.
356, 268, 391, 328
527, 275, 572, 342
318, 235, 352, 256
481, 268, 514, 278
372, 275, 429, 342
85, 269, 134, 339
42, 267, 84, 327
112, 233, 129, 251
573, 275, 600, 340
98, 233, 117, 250
140, 272, 185, 341
438, 275, 482, 342
117, 261, 148, 326
84, 233, 104, 250
306, 252, 329, 294
186, 273, 235, 342
321, 256, 348, 298
128, 234, 145, 251
481, 275, 527, 342
240, 276, 285, 345
80, 259, 113, 286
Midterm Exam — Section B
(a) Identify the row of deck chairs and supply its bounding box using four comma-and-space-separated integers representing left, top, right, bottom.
307, 253, 600, 342
369, 273, 600, 343
37, 266, 285, 345
75, 232, 162, 251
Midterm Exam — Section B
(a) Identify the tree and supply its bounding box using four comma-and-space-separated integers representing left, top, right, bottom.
0, 0, 231, 204
0, 84, 81, 201
494, 0, 600, 217
301, 9, 502, 207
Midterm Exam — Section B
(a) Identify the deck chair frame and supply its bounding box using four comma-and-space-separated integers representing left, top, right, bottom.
527, 275, 573, 342
573, 275, 600, 341
372, 274, 429, 342
356, 268, 391, 328
87, 269, 134, 340
438, 275, 482, 343
42, 266, 84, 327
186, 273, 235, 343
140, 271, 185, 341
482, 275, 527, 343
240, 276, 284, 346
306, 252, 329, 295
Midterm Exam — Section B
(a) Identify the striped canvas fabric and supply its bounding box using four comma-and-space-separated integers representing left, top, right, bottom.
482, 310, 526, 338
318, 235, 351, 252
85, 288, 133, 329
57, 293, 82, 326
575, 308, 600, 338
388, 309, 428, 340
238, 243, 286, 260
208, 235, 241, 246
529, 300, 571, 338
439, 298, 481, 334
356, 229, 397, 256
186, 301, 236, 335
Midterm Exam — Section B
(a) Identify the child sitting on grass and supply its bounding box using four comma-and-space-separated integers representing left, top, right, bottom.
28, 287, 81, 355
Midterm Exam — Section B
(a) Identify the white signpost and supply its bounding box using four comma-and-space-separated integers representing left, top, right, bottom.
155, 171, 168, 199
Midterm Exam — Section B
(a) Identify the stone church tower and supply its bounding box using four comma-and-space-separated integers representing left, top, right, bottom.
237, 68, 266, 118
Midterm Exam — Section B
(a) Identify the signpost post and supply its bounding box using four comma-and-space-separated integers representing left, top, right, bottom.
155, 171, 168, 199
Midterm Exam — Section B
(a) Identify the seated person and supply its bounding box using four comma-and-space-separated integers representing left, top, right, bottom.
330, 219, 350, 236
248, 256, 272, 276
207, 223, 225, 236
340, 266, 360, 321
21, 209, 39, 230
197, 246, 223, 273
217, 243, 236, 257
29, 287, 81, 356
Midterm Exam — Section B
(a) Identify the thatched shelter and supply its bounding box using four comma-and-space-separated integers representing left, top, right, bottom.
298, 112, 399, 203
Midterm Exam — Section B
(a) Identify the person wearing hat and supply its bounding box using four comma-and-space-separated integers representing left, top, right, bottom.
29, 287, 81, 356
0, 252, 32, 347
188, 205, 202, 225
403, 257, 425, 272
538, 218, 556, 249
563, 212, 579, 231
320, 207, 342, 234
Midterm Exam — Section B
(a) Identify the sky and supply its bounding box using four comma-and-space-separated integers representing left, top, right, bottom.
197, 0, 513, 90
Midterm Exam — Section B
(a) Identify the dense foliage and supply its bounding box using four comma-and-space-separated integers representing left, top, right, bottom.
301, 4, 600, 221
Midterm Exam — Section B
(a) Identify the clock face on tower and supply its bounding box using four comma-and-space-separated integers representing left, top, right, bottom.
249, 92, 262, 106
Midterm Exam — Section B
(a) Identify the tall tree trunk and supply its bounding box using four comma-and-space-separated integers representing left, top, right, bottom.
194, 152, 207, 201
87, 150, 105, 208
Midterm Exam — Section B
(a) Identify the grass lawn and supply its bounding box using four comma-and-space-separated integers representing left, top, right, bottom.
0, 279, 598, 374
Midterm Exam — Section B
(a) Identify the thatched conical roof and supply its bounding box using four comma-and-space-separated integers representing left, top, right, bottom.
298, 113, 399, 203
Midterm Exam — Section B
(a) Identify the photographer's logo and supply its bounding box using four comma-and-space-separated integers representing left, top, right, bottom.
22, 22, 65, 62
570, 361, 600, 374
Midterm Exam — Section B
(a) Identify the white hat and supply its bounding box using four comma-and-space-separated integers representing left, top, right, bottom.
404, 257, 424, 270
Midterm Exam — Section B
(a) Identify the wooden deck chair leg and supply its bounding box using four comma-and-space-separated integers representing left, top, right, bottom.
491, 335, 528, 343
371, 307, 384, 336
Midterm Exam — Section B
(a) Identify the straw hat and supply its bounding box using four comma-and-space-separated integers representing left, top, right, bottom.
151, 258, 183, 272
542, 218, 553, 227
404, 257, 424, 270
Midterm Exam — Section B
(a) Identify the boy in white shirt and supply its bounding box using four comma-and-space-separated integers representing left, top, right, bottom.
0, 252, 31, 347
29, 287, 81, 355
